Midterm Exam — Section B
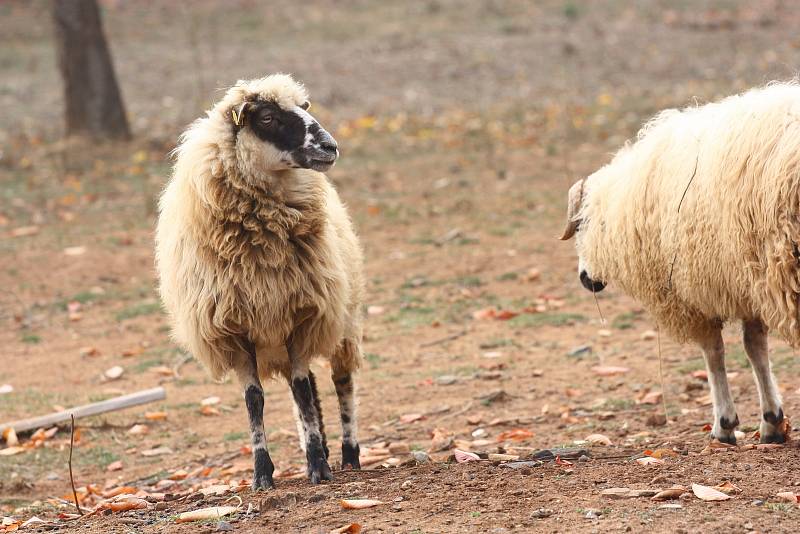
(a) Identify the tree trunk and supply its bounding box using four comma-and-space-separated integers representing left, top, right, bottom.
52, 0, 131, 140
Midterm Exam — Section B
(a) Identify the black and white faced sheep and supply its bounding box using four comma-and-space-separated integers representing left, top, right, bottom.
156, 74, 364, 489
561, 82, 800, 445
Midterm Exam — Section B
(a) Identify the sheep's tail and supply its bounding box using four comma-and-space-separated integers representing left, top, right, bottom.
308, 371, 329, 458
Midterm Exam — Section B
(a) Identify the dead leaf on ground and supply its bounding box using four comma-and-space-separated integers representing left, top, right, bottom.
106, 460, 123, 472
591, 366, 630, 377
128, 424, 149, 435
713, 481, 741, 495
200, 405, 220, 416
496, 429, 534, 442
652, 486, 688, 501
141, 447, 173, 457
340, 499, 385, 510
454, 449, 480, 463
329, 524, 362, 534
776, 492, 799, 504
399, 413, 424, 424
692, 483, 731, 501
585, 433, 612, 446
636, 456, 664, 466
201, 396, 220, 406
0, 446, 25, 456
104, 366, 124, 380
9, 225, 39, 238
638, 391, 663, 405
176, 505, 240, 523
145, 411, 168, 421
2, 428, 18, 447
0, 384, 13, 395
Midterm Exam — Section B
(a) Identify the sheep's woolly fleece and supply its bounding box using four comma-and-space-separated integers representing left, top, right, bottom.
155, 74, 364, 381
576, 82, 800, 344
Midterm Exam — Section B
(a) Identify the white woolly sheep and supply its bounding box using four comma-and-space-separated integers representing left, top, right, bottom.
561, 82, 800, 444
156, 74, 365, 489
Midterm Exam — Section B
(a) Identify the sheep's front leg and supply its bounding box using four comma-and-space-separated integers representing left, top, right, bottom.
699, 328, 739, 444
288, 346, 333, 484
743, 319, 786, 443
234, 341, 275, 490
332, 368, 361, 469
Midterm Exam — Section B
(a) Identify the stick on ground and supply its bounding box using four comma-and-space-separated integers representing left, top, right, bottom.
0, 387, 166, 434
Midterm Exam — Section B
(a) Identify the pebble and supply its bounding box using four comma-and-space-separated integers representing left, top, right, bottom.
216, 521, 234, 532
751, 499, 764, 506
155, 502, 169, 511
436, 375, 459, 385
531, 508, 554, 519
412, 451, 431, 463
400, 480, 413, 490
568, 345, 592, 357
584, 509, 602, 519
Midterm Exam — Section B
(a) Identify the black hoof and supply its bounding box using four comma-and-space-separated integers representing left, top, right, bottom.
307, 442, 334, 484
713, 433, 737, 445
763, 409, 784, 426
760, 432, 786, 444
342, 442, 361, 470
252, 448, 275, 491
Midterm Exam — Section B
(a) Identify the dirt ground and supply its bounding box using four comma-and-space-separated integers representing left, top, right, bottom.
2, 1, 800, 532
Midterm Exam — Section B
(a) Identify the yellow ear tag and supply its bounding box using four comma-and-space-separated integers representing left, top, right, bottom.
231, 108, 241, 126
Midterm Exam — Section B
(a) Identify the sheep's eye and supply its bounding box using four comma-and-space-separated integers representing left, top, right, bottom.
261, 115, 273, 125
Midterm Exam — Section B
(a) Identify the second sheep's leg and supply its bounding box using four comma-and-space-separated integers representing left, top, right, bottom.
698, 327, 739, 444
332, 367, 361, 470
233, 341, 275, 491
288, 341, 333, 484
742, 319, 786, 443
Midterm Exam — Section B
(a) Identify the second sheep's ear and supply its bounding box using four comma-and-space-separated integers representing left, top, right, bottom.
300, 100, 311, 110
231, 101, 251, 127
559, 178, 585, 240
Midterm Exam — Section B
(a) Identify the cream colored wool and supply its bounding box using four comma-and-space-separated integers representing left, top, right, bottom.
156, 74, 364, 381
575, 82, 800, 344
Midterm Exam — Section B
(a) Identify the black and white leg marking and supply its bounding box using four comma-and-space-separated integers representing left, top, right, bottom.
235, 341, 274, 491
699, 329, 739, 444
333, 371, 360, 469
743, 319, 786, 444
287, 344, 332, 484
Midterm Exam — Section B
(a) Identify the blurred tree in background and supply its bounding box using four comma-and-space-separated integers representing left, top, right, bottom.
52, 0, 130, 140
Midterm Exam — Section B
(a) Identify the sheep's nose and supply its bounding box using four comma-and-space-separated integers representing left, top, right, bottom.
320, 138, 338, 154
580, 270, 606, 292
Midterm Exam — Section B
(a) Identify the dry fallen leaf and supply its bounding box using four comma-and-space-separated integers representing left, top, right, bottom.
150, 366, 175, 377
591, 366, 630, 377
63, 246, 86, 256
454, 449, 480, 464
639, 391, 663, 405
585, 433, 612, 446
128, 424, 149, 436
201, 396, 221, 406
145, 411, 168, 421
176, 505, 239, 523
776, 491, 799, 504
713, 481, 741, 495
104, 366, 124, 380
0, 384, 13, 395
496, 429, 534, 442
141, 447, 173, 457
636, 456, 664, 466
2, 427, 18, 447
652, 486, 688, 501
106, 460, 124, 472
647, 448, 679, 459
692, 483, 732, 501
340, 499, 385, 510
0, 446, 25, 456
399, 413, 424, 424
329, 524, 362, 534
9, 225, 39, 238
200, 405, 220, 416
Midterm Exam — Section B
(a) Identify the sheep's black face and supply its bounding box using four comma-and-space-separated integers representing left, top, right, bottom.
246, 101, 338, 172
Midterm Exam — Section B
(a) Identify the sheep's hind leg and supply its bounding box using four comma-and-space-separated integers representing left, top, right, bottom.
234, 341, 275, 491
288, 345, 333, 484
743, 319, 786, 444
332, 367, 360, 470
699, 328, 739, 444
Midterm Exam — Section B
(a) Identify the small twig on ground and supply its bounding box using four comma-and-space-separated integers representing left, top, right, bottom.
69, 414, 82, 516
432, 400, 474, 423
418, 330, 467, 348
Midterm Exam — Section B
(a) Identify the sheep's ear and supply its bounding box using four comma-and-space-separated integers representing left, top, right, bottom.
559, 179, 585, 241
231, 101, 251, 127
300, 100, 311, 110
